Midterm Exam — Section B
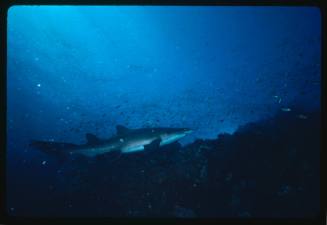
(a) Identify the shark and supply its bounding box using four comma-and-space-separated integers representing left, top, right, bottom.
30, 125, 193, 159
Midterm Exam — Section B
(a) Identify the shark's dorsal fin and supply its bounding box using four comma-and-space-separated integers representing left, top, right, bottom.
116, 125, 131, 135
86, 133, 101, 144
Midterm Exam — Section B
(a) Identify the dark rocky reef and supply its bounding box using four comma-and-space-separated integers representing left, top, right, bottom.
9, 108, 321, 218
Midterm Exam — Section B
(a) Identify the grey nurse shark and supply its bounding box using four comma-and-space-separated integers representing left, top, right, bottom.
30, 125, 193, 159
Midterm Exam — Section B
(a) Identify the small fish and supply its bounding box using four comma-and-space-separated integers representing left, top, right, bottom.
281, 108, 291, 112
297, 114, 308, 119
199, 145, 211, 150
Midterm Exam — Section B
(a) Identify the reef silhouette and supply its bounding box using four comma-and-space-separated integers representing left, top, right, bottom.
9, 108, 320, 218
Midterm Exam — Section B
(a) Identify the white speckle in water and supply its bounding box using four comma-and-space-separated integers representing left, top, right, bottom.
120, 138, 124, 142
37, 83, 41, 87
42, 161, 47, 165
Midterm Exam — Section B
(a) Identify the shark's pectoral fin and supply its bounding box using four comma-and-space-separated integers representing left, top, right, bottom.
144, 138, 162, 151
116, 125, 132, 136
86, 133, 101, 144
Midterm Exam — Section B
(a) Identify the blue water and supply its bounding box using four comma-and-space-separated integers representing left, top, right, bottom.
6, 6, 321, 217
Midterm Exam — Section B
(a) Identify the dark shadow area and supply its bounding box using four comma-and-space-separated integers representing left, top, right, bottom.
6, 107, 320, 218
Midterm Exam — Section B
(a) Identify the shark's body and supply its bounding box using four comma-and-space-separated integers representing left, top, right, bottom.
30, 125, 192, 158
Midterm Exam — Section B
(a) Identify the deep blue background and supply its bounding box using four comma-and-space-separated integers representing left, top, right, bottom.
6, 6, 321, 217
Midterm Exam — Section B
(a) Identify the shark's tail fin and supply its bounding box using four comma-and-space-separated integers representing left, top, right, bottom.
29, 140, 78, 163
29, 140, 78, 152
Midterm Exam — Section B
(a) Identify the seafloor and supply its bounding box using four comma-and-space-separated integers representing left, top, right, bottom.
8, 107, 320, 218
